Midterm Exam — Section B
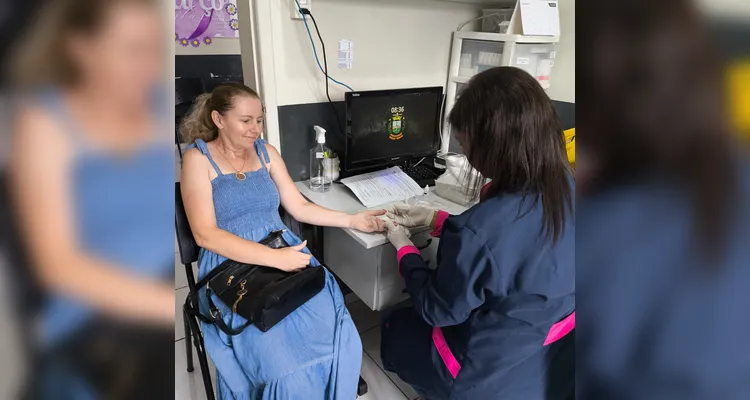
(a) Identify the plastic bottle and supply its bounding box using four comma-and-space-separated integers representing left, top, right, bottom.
309, 125, 332, 192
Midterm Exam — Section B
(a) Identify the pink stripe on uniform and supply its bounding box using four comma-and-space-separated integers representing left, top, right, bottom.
543, 312, 575, 346
396, 245, 420, 276
430, 210, 450, 237
432, 327, 462, 379
396, 245, 420, 263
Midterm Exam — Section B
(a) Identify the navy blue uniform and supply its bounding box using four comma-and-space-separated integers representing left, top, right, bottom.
381, 183, 575, 399
578, 160, 750, 399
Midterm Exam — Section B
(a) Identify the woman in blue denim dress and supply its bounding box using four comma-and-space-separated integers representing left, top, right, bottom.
180, 82, 386, 399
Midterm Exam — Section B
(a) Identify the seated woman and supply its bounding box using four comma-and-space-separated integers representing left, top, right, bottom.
179, 82, 386, 399
381, 67, 576, 399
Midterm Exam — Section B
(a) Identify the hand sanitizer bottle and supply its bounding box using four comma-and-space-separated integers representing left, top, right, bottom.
309, 125, 332, 192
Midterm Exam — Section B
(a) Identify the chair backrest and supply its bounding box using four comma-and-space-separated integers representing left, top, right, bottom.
175, 77, 205, 108
0, 171, 45, 317
175, 182, 200, 266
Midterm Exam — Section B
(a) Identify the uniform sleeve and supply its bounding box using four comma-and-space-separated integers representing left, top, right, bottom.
429, 210, 451, 238
399, 219, 496, 327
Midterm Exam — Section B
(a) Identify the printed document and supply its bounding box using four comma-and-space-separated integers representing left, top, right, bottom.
340, 167, 424, 208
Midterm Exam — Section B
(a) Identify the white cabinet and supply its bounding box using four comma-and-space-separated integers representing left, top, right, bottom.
324, 227, 439, 311
442, 31, 559, 153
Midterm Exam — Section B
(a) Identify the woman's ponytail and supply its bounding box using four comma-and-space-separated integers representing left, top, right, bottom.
179, 93, 218, 143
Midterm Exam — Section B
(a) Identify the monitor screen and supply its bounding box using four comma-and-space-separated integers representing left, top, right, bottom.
345, 87, 443, 171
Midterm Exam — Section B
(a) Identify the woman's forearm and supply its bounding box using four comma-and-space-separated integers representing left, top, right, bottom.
290, 202, 354, 229
194, 226, 278, 267
37, 252, 174, 326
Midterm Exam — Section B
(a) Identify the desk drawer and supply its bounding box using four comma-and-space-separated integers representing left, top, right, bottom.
376, 282, 410, 311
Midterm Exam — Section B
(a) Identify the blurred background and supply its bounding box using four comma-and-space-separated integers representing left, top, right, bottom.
1, 0, 175, 398
577, 0, 750, 399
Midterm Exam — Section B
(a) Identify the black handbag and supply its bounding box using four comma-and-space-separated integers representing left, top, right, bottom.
187, 229, 326, 334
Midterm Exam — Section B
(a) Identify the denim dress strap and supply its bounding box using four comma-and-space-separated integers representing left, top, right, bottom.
254, 138, 271, 170
191, 139, 223, 176
34, 88, 86, 149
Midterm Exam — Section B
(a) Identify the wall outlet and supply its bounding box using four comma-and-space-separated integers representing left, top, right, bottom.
290, 0, 311, 20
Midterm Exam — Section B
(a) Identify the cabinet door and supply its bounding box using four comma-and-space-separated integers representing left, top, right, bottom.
323, 228, 381, 310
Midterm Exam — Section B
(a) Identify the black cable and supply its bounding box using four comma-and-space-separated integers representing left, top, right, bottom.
300, 9, 345, 140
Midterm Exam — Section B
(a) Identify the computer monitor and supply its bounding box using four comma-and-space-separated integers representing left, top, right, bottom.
344, 87, 443, 172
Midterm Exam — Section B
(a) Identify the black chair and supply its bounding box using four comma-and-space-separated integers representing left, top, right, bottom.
175, 77, 206, 160
175, 182, 368, 398
175, 182, 215, 400
0, 171, 45, 400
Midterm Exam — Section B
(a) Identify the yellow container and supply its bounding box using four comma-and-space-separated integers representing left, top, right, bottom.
564, 128, 575, 167
727, 60, 750, 142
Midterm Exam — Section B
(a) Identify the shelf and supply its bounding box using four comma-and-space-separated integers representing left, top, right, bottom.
451, 76, 471, 84
453, 31, 559, 43
431, 0, 516, 5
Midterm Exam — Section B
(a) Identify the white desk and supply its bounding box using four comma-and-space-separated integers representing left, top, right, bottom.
295, 181, 469, 311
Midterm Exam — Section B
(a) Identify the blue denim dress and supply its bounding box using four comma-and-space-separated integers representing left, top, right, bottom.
187, 139, 362, 399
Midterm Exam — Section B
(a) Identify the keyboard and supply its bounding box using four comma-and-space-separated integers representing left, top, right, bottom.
402, 164, 442, 187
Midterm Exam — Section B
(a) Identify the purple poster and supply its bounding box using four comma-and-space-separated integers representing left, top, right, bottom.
175, 0, 239, 48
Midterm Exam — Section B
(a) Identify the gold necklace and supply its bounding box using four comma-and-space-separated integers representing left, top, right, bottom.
217, 144, 248, 181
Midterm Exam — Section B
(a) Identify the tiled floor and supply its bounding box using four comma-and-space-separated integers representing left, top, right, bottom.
174, 229, 420, 399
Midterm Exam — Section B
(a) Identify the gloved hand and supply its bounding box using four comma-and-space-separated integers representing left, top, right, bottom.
384, 218, 413, 250
384, 202, 438, 228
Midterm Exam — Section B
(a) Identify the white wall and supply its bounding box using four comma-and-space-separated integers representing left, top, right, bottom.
547, 0, 574, 103
269, 0, 483, 106
250, 0, 576, 148
697, 0, 750, 19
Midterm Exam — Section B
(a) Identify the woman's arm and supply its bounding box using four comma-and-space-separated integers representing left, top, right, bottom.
180, 148, 310, 270
265, 143, 384, 230
398, 221, 496, 327
11, 106, 173, 326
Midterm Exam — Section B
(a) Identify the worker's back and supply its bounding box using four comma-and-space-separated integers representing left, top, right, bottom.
578, 159, 750, 400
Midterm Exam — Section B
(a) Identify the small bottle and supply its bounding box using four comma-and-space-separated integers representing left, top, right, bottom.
309, 125, 332, 192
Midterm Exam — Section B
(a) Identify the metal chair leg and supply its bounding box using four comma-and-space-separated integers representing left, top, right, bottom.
184, 308, 194, 372
186, 307, 215, 400
193, 325, 215, 400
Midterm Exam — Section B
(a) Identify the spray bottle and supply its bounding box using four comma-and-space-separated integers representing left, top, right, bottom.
309, 125, 332, 192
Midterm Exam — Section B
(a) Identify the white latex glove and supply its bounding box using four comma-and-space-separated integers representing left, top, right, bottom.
384, 218, 414, 250
384, 202, 437, 228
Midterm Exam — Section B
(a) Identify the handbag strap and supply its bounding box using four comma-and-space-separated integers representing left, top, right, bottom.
206, 294, 253, 336
184, 283, 253, 336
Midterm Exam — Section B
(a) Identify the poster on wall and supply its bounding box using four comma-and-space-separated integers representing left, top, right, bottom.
175, 0, 239, 48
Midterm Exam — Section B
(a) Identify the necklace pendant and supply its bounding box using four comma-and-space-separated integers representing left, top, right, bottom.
235, 171, 247, 181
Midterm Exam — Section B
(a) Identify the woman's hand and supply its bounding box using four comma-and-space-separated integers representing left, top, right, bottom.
384, 219, 414, 250
384, 203, 438, 228
349, 210, 387, 233
273, 241, 312, 271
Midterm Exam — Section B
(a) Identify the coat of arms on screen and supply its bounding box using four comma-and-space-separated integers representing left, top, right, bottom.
388, 106, 405, 140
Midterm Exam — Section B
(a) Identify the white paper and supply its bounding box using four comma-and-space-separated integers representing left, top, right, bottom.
338, 39, 353, 70
516, 57, 530, 65
520, 0, 560, 36
340, 166, 424, 208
